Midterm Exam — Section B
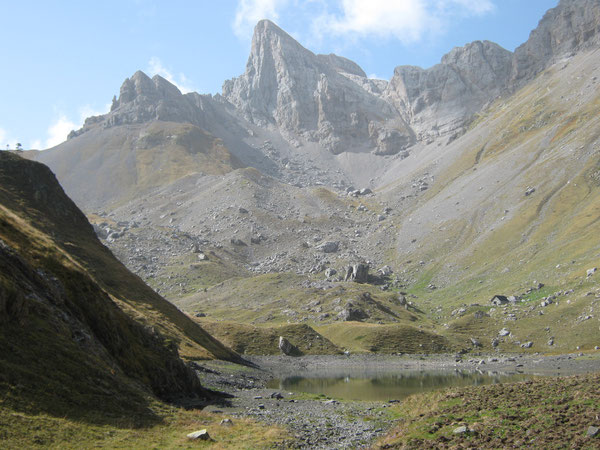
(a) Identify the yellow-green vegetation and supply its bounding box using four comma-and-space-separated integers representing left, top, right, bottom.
198, 321, 341, 355
0, 152, 237, 362
376, 373, 600, 449
376, 54, 600, 353
0, 399, 288, 449
0, 147, 290, 449
317, 322, 451, 354
178, 272, 416, 324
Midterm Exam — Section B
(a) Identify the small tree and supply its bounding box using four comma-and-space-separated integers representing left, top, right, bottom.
15, 143, 23, 151
5, 144, 8, 151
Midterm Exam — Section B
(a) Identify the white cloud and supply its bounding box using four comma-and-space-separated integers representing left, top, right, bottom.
313, 0, 494, 44
36, 103, 112, 150
45, 115, 77, 149
233, 0, 289, 39
147, 57, 195, 94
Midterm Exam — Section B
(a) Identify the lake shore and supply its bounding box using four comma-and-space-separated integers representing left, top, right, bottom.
194, 352, 600, 448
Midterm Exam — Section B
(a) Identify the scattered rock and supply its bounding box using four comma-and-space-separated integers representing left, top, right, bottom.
317, 241, 339, 253
587, 267, 597, 277
453, 426, 469, 434
187, 430, 213, 441
470, 337, 482, 348
325, 267, 337, 278
338, 303, 369, 322
521, 341, 533, 349
230, 238, 247, 246
525, 186, 536, 196
378, 265, 393, 276
220, 418, 233, 427
587, 426, 599, 437
499, 328, 510, 336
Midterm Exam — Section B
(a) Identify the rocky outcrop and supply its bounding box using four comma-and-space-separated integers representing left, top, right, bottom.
385, 40, 513, 142
222, 19, 414, 155
512, 0, 600, 84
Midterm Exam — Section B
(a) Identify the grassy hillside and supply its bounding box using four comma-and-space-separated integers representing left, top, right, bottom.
0, 151, 290, 448
0, 151, 238, 362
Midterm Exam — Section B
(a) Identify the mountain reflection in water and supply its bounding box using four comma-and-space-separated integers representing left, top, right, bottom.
267, 371, 535, 401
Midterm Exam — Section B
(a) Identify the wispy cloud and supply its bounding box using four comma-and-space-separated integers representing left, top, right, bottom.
314, 0, 495, 44
45, 115, 77, 149
147, 57, 195, 94
233, 0, 289, 39
37, 103, 111, 150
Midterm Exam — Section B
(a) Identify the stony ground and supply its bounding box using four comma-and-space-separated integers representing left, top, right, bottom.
192, 354, 600, 449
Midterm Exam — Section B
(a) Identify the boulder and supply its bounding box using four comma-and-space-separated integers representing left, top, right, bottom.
317, 241, 339, 253
344, 263, 369, 283
470, 337, 482, 348
325, 268, 337, 278
187, 430, 212, 441
378, 265, 393, 276
338, 303, 369, 322
278, 336, 296, 355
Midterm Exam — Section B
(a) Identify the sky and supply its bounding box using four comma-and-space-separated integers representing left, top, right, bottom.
1, 0, 558, 150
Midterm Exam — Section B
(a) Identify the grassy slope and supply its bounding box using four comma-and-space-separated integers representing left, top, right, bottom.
376, 51, 600, 352
377, 371, 600, 449
0, 152, 238, 362
0, 150, 289, 448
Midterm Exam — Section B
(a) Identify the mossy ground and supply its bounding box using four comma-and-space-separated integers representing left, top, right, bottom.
377, 373, 600, 449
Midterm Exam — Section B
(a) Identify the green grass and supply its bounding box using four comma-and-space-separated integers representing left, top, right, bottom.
377, 373, 600, 449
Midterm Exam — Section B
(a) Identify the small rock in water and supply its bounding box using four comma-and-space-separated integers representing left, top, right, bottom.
187, 430, 213, 441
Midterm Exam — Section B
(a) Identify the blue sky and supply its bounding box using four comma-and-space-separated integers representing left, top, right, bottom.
1, 0, 558, 150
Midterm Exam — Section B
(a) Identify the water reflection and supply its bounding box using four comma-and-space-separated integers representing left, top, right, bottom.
267, 370, 534, 401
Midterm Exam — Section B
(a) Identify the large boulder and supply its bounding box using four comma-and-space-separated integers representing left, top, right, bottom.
344, 263, 369, 283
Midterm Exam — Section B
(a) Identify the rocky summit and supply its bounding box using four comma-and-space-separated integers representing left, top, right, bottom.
6, 1, 600, 447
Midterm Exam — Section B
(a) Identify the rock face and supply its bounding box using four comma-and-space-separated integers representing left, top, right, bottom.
512, 0, 600, 84
385, 41, 513, 142
222, 19, 413, 155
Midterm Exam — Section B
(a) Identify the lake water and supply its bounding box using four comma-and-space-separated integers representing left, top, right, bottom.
267, 370, 535, 401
